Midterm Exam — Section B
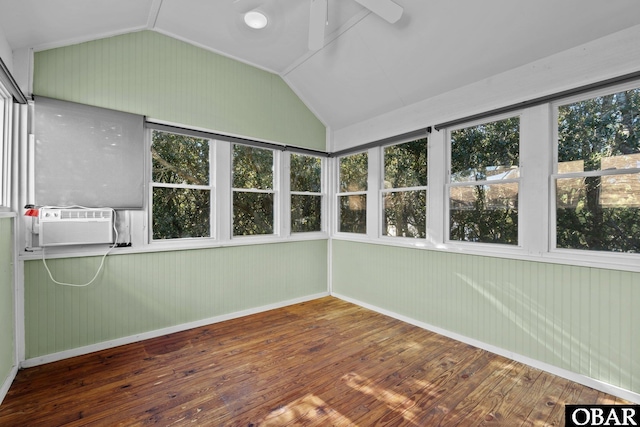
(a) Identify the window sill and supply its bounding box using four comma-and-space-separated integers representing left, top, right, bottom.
18, 232, 329, 261
331, 234, 640, 273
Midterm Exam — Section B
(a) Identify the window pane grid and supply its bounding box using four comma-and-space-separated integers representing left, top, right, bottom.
555, 85, 640, 253
291, 191, 323, 196
381, 184, 427, 193
232, 144, 276, 236
382, 189, 427, 238
151, 131, 214, 241
231, 188, 275, 194
448, 178, 520, 188
382, 138, 428, 239
448, 117, 520, 245
290, 153, 323, 233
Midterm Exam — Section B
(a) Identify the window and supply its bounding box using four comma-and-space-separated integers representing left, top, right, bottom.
232, 144, 275, 236
290, 153, 323, 232
382, 138, 427, 238
448, 116, 520, 244
555, 86, 640, 253
337, 152, 367, 233
0, 82, 11, 209
151, 130, 212, 240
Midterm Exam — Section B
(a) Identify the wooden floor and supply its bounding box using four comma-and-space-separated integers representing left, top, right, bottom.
0, 297, 629, 426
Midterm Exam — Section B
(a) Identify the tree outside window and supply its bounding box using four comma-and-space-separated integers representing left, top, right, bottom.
338, 152, 367, 234
556, 87, 640, 253
151, 130, 212, 240
382, 138, 427, 238
290, 153, 322, 233
232, 144, 275, 236
449, 117, 520, 244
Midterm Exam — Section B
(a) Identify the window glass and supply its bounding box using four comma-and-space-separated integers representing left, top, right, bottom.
449, 183, 518, 244
451, 117, 519, 182
232, 145, 273, 190
339, 194, 367, 234
449, 117, 520, 244
558, 88, 640, 172
233, 145, 275, 236
291, 195, 321, 232
339, 152, 367, 192
233, 192, 274, 236
338, 152, 368, 233
152, 187, 210, 239
556, 87, 640, 253
290, 154, 322, 233
152, 132, 209, 185
384, 139, 427, 188
291, 154, 321, 193
151, 130, 211, 240
383, 138, 427, 238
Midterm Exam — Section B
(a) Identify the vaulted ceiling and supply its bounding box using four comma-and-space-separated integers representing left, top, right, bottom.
1, 0, 639, 131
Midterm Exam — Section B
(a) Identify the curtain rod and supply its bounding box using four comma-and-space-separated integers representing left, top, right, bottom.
433, 70, 640, 131
329, 127, 431, 158
146, 121, 330, 157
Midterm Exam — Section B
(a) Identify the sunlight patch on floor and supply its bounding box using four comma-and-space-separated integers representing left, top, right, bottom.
342, 372, 420, 424
258, 393, 354, 426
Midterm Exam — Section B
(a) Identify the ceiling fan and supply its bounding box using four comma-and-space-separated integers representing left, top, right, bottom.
308, 0, 403, 50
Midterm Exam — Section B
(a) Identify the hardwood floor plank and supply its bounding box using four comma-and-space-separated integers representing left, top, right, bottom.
0, 296, 631, 426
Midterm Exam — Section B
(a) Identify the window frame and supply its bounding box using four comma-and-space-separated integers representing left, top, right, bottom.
0, 81, 12, 211
550, 80, 640, 258
231, 143, 280, 238
379, 137, 428, 240
148, 129, 215, 242
445, 113, 522, 248
289, 152, 325, 235
335, 150, 369, 236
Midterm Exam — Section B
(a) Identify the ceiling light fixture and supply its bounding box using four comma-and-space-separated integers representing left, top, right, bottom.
244, 11, 268, 29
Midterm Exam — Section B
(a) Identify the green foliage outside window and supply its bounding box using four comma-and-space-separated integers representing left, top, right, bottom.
233, 145, 275, 236
556, 88, 640, 253
339, 153, 368, 233
152, 187, 210, 239
449, 117, 520, 244
151, 131, 211, 239
291, 154, 322, 232
383, 139, 427, 238
339, 152, 367, 192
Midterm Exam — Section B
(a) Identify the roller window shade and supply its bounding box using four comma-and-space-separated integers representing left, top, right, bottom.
34, 96, 145, 209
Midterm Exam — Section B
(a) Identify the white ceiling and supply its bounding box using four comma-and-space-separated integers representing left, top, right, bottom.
1, 0, 640, 130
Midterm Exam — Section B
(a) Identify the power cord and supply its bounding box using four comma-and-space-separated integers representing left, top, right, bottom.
40, 206, 119, 287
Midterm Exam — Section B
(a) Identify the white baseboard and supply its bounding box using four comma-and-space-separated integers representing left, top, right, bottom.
21, 292, 329, 369
332, 292, 640, 405
0, 365, 19, 406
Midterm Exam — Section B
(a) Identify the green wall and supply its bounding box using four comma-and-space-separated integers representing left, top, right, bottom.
332, 240, 640, 395
0, 217, 15, 388
24, 240, 327, 359
33, 30, 326, 151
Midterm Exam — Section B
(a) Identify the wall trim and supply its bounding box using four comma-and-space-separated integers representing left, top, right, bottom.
332, 292, 640, 405
0, 365, 18, 406
20, 292, 329, 369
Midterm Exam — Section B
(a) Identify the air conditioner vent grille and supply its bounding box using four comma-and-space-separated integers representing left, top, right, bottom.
60, 209, 112, 220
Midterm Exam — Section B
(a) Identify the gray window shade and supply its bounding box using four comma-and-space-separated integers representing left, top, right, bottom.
34, 96, 144, 208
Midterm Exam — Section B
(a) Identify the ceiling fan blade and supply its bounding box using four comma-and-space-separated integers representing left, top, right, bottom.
353, 0, 403, 23
308, 0, 328, 51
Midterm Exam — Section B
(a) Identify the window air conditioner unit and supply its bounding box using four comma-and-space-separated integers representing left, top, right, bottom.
38, 208, 114, 247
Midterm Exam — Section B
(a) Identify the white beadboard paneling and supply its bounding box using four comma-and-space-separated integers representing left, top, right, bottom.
331, 239, 640, 397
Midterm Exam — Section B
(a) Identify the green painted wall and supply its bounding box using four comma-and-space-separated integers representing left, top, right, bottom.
332, 240, 640, 395
0, 217, 15, 387
33, 30, 326, 150
24, 240, 327, 359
